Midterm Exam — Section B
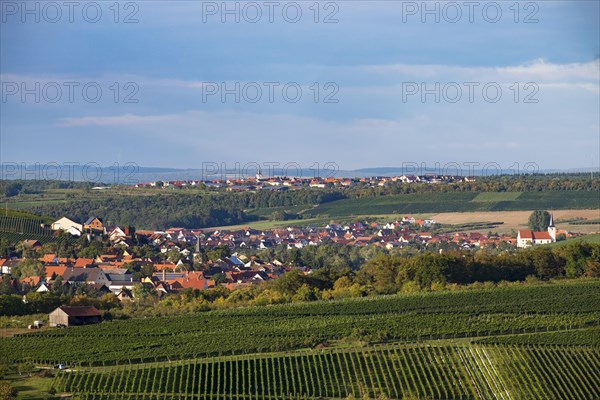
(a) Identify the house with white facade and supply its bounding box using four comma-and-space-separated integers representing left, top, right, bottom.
51, 217, 83, 236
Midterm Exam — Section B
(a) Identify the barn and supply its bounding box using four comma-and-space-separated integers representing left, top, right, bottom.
49, 306, 102, 327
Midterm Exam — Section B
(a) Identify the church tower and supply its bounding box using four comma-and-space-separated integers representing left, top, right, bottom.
548, 212, 557, 242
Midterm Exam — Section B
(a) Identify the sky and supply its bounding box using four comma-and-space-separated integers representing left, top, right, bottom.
1, 0, 599, 177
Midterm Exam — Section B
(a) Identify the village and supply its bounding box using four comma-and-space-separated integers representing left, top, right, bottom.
0, 208, 577, 316
132, 173, 476, 190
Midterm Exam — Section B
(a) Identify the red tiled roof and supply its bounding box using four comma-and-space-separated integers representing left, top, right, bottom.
40, 254, 63, 263
533, 232, 552, 240
155, 264, 177, 271
518, 230, 534, 239
21, 276, 40, 286
74, 258, 96, 268
46, 266, 67, 278
519, 230, 552, 240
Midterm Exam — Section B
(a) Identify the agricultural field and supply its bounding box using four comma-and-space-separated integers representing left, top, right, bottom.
303, 191, 600, 220
430, 209, 600, 234
2, 280, 599, 399
208, 208, 599, 235
0, 215, 55, 244
51, 343, 600, 400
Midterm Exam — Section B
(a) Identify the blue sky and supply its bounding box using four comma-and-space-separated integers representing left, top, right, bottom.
1, 0, 599, 174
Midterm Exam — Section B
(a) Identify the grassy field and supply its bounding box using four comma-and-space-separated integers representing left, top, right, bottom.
546, 233, 600, 247
471, 192, 522, 202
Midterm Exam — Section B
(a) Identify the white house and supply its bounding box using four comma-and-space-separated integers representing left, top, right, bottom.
51, 217, 83, 236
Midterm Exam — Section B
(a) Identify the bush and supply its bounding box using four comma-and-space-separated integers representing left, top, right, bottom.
0, 380, 17, 400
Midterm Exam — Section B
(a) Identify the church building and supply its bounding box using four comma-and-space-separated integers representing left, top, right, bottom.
517, 213, 557, 248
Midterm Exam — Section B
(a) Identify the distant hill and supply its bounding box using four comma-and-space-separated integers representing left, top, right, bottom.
2, 164, 599, 184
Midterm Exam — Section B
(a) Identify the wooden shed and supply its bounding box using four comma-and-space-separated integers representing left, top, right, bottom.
49, 306, 102, 327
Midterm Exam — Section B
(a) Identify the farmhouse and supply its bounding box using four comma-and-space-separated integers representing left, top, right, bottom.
49, 306, 102, 327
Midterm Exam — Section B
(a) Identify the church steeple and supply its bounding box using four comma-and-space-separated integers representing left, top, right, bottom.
548, 211, 556, 241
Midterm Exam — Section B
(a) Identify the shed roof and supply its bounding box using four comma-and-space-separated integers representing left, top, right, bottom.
56, 306, 102, 317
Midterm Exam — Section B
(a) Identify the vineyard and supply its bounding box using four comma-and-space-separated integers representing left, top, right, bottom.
3, 280, 599, 399
2, 281, 599, 367
51, 343, 600, 400
0, 215, 54, 244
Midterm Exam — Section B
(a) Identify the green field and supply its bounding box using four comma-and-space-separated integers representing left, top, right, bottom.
3, 280, 599, 399
546, 233, 600, 248
302, 191, 599, 219
472, 192, 522, 202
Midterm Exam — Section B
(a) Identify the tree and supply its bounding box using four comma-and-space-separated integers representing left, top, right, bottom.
205, 246, 230, 261
558, 241, 594, 278
0, 295, 28, 316
0, 380, 17, 400
528, 210, 551, 231
0, 276, 17, 295
4, 182, 22, 197
52, 275, 64, 292
131, 283, 158, 307
357, 255, 402, 294
167, 249, 183, 264
212, 273, 228, 286
11, 259, 44, 280
528, 247, 564, 280
272, 270, 306, 296
15, 241, 37, 259
25, 292, 62, 313
78, 240, 103, 258
292, 283, 319, 302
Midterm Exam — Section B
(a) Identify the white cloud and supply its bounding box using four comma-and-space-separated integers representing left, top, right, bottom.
58, 113, 179, 127
357, 59, 600, 84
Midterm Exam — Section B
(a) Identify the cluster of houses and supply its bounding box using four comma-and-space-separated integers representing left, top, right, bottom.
2, 250, 293, 302
2, 211, 575, 303
133, 174, 475, 191
51, 216, 106, 237
149, 217, 525, 252
44, 214, 485, 255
